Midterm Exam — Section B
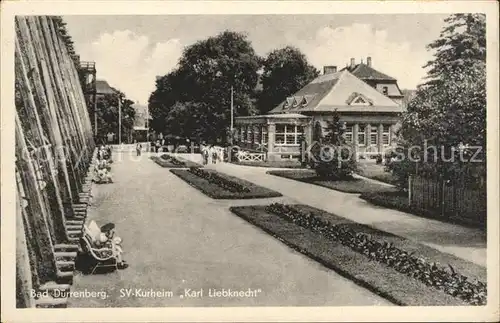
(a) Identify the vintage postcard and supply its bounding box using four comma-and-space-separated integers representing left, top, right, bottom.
1, 1, 499, 322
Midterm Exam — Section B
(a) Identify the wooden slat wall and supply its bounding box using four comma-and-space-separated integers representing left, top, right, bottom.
15, 16, 95, 308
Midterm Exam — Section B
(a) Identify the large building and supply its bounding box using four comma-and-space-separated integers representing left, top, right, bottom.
234, 57, 407, 161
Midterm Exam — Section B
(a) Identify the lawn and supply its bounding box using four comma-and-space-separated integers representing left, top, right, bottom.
230, 204, 486, 306
356, 161, 399, 185
267, 170, 397, 194
150, 154, 203, 168
360, 191, 486, 229
170, 168, 283, 199
231, 160, 305, 169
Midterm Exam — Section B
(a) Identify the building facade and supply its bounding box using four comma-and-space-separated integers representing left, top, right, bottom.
234, 57, 405, 161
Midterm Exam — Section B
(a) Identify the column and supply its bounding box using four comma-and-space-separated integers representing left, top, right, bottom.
267, 123, 275, 153
378, 124, 384, 154
352, 123, 359, 158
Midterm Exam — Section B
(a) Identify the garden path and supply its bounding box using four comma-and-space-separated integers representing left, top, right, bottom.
203, 158, 487, 267
69, 151, 391, 307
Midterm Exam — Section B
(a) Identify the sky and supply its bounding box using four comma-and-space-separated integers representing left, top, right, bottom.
64, 14, 449, 105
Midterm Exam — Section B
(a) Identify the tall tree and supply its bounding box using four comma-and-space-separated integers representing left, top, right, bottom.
389, 14, 486, 188
95, 90, 135, 144
148, 30, 261, 142
258, 46, 319, 114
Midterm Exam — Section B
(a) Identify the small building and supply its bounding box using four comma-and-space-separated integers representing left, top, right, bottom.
234, 57, 405, 161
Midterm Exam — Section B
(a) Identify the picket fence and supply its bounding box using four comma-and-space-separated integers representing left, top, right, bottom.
408, 175, 486, 227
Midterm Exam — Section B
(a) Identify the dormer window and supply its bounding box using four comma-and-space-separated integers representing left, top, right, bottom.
382, 86, 388, 96
346, 92, 373, 106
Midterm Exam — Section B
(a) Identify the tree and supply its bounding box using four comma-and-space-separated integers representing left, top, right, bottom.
424, 13, 486, 86
309, 110, 357, 179
388, 14, 486, 189
95, 90, 135, 144
258, 46, 319, 114
149, 31, 261, 142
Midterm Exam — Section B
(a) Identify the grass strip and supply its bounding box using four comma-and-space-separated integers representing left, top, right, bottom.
170, 169, 282, 199
230, 205, 468, 306
150, 155, 203, 168
267, 170, 396, 194
360, 191, 486, 230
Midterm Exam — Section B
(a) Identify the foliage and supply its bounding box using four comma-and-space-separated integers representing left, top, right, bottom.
388, 14, 486, 188
308, 110, 357, 178
149, 31, 261, 142
257, 46, 319, 114
266, 203, 487, 305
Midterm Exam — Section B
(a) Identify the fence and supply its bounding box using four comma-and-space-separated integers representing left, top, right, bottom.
15, 16, 96, 308
408, 175, 486, 227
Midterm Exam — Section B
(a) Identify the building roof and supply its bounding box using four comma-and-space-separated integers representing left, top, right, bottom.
95, 80, 117, 95
236, 113, 310, 119
269, 70, 401, 114
341, 63, 396, 81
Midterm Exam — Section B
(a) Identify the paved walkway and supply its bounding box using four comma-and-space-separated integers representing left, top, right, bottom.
69, 151, 391, 307
200, 159, 486, 267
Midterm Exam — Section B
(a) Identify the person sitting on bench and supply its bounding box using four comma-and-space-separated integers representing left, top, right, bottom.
95, 223, 128, 269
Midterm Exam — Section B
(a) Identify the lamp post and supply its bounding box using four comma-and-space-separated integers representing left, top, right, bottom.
118, 94, 122, 146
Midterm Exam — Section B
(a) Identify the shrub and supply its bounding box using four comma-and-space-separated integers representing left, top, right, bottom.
265, 203, 487, 305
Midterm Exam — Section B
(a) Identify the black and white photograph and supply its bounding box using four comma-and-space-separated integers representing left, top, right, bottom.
1, 1, 499, 322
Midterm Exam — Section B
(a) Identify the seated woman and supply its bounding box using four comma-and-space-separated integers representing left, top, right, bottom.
95, 223, 128, 269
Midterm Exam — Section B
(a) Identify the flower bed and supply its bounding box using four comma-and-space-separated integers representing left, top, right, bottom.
264, 203, 486, 305
150, 155, 202, 168
267, 170, 397, 194
170, 168, 282, 199
188, 167, 250, 193
160, 154, 186, 166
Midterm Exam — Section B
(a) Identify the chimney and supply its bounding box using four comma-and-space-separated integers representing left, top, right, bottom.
323, 65, 337, 74
350, 58, 355, 67
367, 56, 372, 67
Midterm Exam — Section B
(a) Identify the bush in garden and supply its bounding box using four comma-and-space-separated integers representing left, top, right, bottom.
308, 110, 357, 179
265, 203, 487, 305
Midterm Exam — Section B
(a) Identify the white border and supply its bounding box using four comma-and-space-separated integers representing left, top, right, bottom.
1, 1, 499, 322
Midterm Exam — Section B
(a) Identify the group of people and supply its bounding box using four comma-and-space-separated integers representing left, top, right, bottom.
94, 145, 113, 184
201, 144, 225, 165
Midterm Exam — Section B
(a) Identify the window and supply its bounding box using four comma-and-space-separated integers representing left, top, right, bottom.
261, 126, 268, 145
241, 127, 246, 143
253, 126, 260, 144
382, 125, 391, 145
358, 125, 366, 146
344, 125, 353, 144
382, 86, 388, 96
247, 126, 252, 143
370, 126, 378, 145
275, 124, 303, 146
